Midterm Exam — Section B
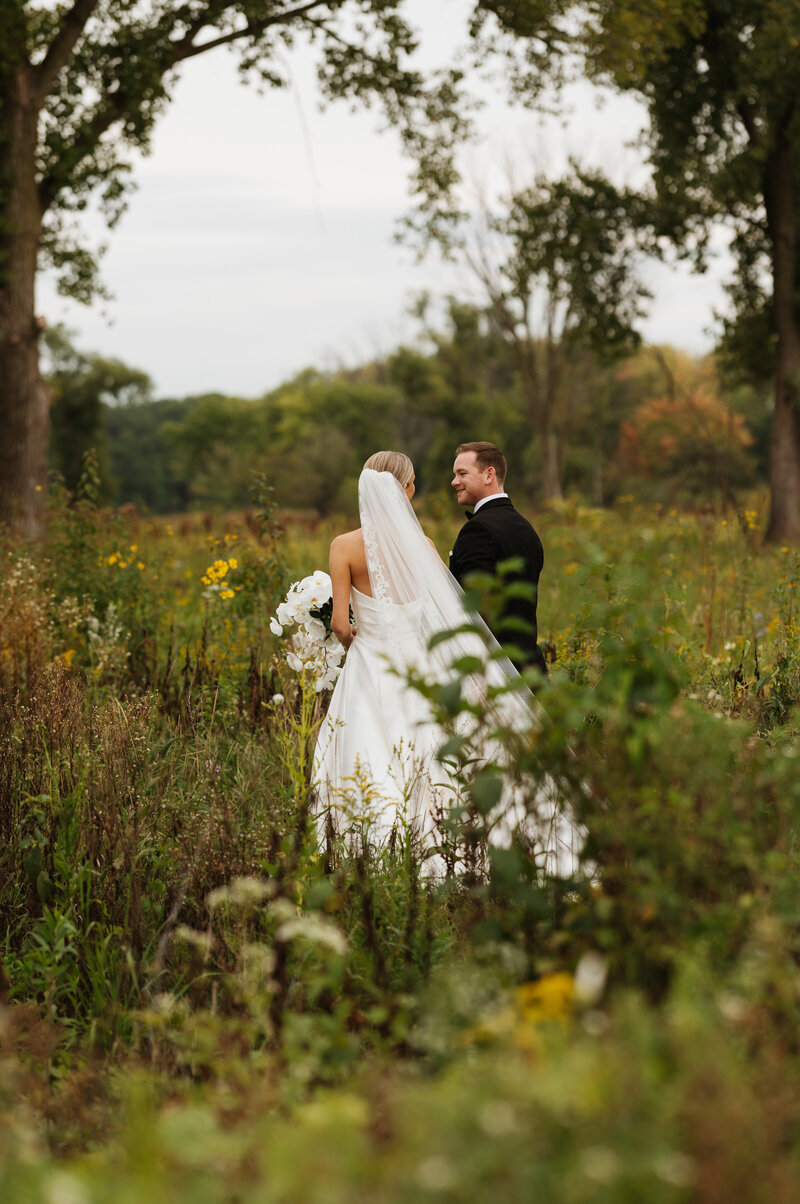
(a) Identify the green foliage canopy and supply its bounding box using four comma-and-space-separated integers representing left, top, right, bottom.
471, 0, 800, 538
44, 324, 152, 497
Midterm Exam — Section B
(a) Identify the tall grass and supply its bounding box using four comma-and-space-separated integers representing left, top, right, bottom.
1, 481, 800, 1198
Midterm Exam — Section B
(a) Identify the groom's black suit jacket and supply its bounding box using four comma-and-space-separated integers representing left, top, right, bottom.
449, 497, 547, 674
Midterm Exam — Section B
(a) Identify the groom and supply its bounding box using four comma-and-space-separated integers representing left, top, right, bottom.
449, 441, 548, 675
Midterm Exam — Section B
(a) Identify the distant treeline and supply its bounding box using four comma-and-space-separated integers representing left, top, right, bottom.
46, 304, 772, 516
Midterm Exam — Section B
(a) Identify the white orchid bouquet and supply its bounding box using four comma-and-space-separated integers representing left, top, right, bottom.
270, 570, 346, 692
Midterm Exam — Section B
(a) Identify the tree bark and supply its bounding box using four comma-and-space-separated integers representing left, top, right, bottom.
512, 334, 564, 502
592, 431, 604, 507
764, 130, 800, 544
0, 68, 47, 535
518, 373, 564, 501
539, 423, 563, 502
543, 337, 564, 502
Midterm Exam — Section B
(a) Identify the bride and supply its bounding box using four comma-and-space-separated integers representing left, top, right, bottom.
312, 450, 583, 874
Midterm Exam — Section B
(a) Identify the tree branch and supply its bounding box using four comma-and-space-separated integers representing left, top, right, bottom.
38, 84, 131, 215
170, 1, 328, 64
33, 0, 102, 103
304, 16, 413, 87
37, 1, 329, 215
737, 99, 760, 149
652, 346, 677, 401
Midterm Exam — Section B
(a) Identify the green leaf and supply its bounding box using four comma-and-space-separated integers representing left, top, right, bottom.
437, 734, 468, 760
306, 880, 336, 911
436, 679, 463, 714
470, 772, 504, 815
450, 655, 485, 674
36, 872, 53, 903
23, 847, 42, 880
429, 623, 483, 649
496, 556, 525, 577
500, 581, 536, 601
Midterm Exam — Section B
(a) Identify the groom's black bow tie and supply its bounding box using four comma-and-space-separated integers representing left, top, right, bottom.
464, 510, 474, 520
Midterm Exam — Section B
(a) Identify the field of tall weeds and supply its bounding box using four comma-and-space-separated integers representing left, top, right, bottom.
2, 472, 800, 1201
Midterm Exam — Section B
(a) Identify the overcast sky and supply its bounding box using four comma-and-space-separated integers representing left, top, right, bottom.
37, 0, 733, 398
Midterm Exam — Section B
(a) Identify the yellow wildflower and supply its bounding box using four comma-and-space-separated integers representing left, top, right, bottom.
463, 973, 574, 1055
515, 973, 574, 1023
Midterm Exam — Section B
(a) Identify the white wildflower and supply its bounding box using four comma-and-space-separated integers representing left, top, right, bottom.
580, 1146, 619, 1184
45, 1171, 89, 1204
274, 910, 348, 956
207, 877, 275, 910
416, 1156, 457, 1192
654, 1153, 696, 1188
173, 925, 214, 955
573, 951, 608, 1005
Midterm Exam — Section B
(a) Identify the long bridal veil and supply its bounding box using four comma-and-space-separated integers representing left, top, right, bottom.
359, 467, 534, 725
360, 471, 511, 668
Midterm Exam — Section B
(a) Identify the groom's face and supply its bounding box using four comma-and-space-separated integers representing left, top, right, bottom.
451, 452, 495, 507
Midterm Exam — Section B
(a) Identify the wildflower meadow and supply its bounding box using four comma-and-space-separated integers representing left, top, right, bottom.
2, 473, 800, 1202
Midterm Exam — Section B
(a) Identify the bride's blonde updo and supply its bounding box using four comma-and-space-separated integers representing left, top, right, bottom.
363, 450, 414, 487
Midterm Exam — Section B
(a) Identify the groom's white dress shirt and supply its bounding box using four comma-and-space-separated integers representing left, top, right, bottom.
449, 492, 510, 561
473, 491, 508, 514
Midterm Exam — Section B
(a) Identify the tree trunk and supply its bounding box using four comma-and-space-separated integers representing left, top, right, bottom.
764, 131, 800, 544
520, 373, 564, 501
592, 432, 604, 507
542, 334, 565, 503
539, 423, 563, 502
0, 68, 47, 536
767, 364, 800, 543
516, 341, 564, 503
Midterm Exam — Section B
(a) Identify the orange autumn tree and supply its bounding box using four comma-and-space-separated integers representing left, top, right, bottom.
618, 391, 755, 504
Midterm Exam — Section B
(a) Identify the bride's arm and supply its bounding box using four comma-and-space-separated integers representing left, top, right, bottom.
329, 535, 356, 649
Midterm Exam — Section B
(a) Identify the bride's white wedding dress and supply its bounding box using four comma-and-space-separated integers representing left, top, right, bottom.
312, 468, 584, 875
312, 584, 452, 845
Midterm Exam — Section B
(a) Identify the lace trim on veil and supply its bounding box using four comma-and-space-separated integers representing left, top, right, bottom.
361, 512, 392, 604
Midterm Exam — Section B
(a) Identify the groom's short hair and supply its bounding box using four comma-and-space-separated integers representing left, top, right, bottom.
455, 441, 507, 484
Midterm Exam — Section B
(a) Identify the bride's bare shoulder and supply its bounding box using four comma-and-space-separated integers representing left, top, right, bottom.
330, 529, 364, 554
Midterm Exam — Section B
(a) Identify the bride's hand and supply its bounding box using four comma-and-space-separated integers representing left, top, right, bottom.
335, 623, 357, 650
